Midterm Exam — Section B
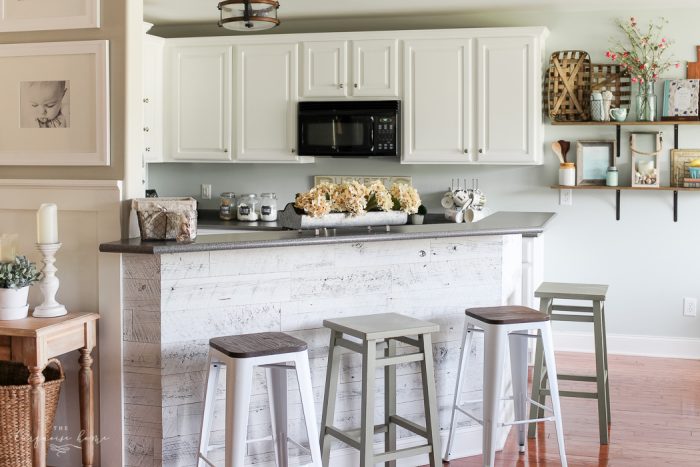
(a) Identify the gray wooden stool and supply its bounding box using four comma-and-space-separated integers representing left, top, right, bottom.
319, 312, 442, 467
528, 282, 611, 444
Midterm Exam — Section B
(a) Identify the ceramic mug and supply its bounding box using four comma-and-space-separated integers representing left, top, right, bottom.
609, 108, 628, 122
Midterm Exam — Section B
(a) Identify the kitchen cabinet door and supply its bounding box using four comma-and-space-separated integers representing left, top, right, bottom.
402, 39, 473, 163
352, 39, 399, 97
168, 45, 232, 161
236, 43, 300, 162
476, 36, 540, 164
301, 41, 347, 98
143, 34, 164, 163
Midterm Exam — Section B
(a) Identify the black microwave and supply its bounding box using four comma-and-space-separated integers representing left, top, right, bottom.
297, 100, 400, 157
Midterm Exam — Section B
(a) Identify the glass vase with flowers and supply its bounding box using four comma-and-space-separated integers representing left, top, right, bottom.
606, 16, 679, 121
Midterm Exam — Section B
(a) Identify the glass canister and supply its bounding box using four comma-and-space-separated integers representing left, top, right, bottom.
559, 162, 576, 186
606, 166, 619, 187
219, 192, 236, 220
237, 194, 259, 221
259, 192, 278, 222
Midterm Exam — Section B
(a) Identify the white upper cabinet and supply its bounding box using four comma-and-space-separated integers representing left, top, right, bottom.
236, 43, 300, 162
167, 45, 232, 161
402, 39, 473, 163
302, 41, 347, 98
143, 34, 164, 163
476, 36, 538, 164
352, 39, 399, 97
302, 39, 399, 98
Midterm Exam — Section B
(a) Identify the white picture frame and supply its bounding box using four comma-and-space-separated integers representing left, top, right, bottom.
0, 40, 110, 166
0, 0, 99, 32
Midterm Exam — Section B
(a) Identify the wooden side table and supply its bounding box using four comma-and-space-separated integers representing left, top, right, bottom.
0, 312, 98, 467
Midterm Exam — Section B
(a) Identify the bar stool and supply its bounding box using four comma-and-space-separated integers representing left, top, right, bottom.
197, 332, 322, 467
319, 312, 442, 467
529, 282, 611, 444
444, 306, 567, 467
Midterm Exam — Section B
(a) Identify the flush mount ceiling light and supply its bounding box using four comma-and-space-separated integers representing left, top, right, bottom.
218, 0, 280, 31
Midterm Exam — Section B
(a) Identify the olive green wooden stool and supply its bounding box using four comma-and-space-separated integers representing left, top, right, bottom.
528, 282, 611, 444
319, 312, 442, 467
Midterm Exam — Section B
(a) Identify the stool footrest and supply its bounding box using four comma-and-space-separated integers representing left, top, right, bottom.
550, 314, 594, 323
376, 351, 425, 367
503, 416, 555, 427
541, 388, 599, 399
557, 374, 598, 383
389, 415, 428, 438
551, 304, 594, 313
373, 444, 433, 464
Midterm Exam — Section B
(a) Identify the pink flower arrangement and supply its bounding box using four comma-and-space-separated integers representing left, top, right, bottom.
606, 16, 677, 84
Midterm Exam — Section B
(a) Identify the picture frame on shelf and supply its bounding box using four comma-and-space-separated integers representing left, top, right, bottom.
0, 0, 100, 32
670, 149, 700, 187
576, 140, 615, 186
630, 132, 662, 188
0, 40, 110, 166
661, 79, 700, 121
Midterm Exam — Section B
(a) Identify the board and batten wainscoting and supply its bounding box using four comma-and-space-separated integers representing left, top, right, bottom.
0, 179, 122, 467
120, 234, 523, 466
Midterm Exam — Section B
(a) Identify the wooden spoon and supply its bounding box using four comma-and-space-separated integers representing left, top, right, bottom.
551, 141, 565, 164
558, 140, 571, 163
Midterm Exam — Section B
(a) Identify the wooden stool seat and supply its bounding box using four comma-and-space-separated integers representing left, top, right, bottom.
323, 312, 439, 340
535, 282, 609, 301
209, 332, 307, 358
465, 306, 550, 325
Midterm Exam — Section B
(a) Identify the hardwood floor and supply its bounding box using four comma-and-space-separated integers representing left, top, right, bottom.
438, 351, 700, 466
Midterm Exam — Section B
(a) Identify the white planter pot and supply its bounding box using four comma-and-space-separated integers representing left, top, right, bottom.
0, 286, 30, 320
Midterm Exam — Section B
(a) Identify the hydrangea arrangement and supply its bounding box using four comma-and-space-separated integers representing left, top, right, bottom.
295, 180, 421, 218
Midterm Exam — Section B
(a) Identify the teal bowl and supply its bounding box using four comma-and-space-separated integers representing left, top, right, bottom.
689, 167, 700, 178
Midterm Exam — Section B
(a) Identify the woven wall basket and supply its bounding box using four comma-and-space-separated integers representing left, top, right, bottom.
547, 50, 592, 121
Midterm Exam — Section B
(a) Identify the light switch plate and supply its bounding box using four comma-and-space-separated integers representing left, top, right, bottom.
559, 189, 572, 206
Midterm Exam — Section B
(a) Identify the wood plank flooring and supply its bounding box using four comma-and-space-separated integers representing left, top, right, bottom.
438, 352, 700, 466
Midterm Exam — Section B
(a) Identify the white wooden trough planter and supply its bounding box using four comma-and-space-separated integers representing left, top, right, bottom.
278, 203, 408, 230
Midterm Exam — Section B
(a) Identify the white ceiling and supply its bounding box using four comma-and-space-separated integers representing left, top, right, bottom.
144, 0, 699, 25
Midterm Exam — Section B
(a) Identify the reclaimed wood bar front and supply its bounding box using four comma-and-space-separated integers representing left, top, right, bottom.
99, 212, 554, 466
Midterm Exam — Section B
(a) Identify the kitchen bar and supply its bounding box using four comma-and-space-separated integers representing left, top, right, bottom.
100, 211, 553, 466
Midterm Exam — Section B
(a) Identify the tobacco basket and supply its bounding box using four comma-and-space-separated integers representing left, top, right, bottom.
546, 50, 592, 121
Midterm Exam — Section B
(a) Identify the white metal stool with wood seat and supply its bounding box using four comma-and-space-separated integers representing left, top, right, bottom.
443, 306, 567, 467
528, 282, 611, 445
319, 312, 442, 467
197, 332, 322, 467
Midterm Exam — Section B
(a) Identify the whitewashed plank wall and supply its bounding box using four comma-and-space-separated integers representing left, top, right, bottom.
122, 234, 521, 466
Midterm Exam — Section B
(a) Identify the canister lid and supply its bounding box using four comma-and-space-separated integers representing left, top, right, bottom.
560, 162, 575, 168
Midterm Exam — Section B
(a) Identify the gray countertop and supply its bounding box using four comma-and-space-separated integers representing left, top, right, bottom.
99, 211, 556, 255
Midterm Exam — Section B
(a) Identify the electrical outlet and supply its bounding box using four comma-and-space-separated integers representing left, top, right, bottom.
683, 297, 697, 317
201, 184, 212, 200
559, 189, 572, 206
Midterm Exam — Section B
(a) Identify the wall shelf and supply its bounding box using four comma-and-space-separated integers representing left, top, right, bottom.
550, 185, 699, 222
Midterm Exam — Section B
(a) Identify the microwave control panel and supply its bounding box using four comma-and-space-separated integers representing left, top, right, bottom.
374, 116, 398, 154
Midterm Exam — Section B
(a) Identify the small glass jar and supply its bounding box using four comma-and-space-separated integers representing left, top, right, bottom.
237, 194, 259, 221
559, 162, 576, 186
606, 166, 619, 187
219, 192, 236, 220
259, 192, 278, 222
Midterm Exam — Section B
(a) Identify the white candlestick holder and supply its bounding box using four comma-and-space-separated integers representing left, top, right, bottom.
33, 243, 67, 318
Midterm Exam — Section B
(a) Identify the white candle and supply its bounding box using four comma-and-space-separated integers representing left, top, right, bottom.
37, 203, 58, 244
0, 234, 18, 262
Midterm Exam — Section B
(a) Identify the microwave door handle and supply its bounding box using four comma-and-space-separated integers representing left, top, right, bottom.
332, 116, 338, 152
370, 116, 374, 152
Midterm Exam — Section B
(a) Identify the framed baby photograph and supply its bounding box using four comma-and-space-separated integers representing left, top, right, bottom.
0, 40, 110, 166
0, 0, 100, 32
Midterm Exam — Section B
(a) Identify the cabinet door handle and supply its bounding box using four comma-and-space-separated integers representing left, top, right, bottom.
143, 97, 150, 104
339, 83, 344, 89
291, 148, 296, 153
143, 127, 150, 132
145, 147, 151, 152
479, 148, 483, 154
354, 83, 358, 88
464, 149, 469, 154
224, 148, 228, 153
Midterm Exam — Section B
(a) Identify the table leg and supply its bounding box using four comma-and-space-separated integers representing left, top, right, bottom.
29, 365, 46, 467
79, 348, 94, 467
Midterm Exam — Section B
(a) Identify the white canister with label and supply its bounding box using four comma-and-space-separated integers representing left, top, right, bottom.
559, 162, 576, 186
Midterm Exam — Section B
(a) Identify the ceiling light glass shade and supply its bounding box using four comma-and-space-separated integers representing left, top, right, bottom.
218, 0, 280, 31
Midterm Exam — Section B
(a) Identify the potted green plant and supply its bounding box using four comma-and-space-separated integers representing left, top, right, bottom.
410, 205, 428, 225
0, 256, 41, 320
